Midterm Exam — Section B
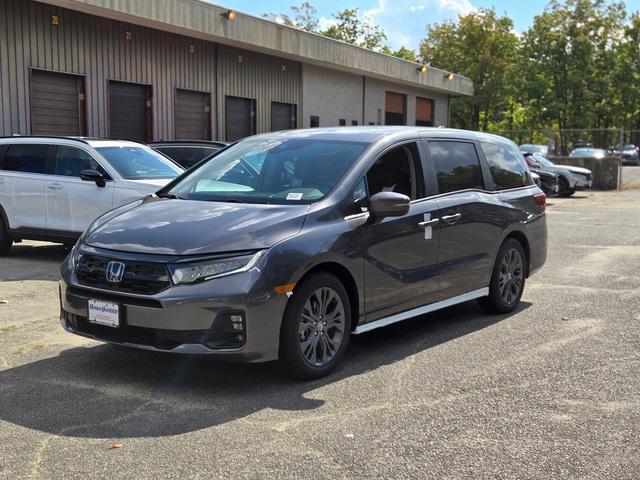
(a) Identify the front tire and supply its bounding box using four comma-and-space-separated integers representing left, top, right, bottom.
558, 177, 574, 197
478, 239, 526, 314
0, 216, 12, 256
279, 272, 351, 380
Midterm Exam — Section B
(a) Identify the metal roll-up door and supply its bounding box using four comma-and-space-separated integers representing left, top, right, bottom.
225, 96, 256, 142
175, 89, 211, 140
416, 97, 434, 127
271, 102, 296, 132
385, 91, 406, 125
109, 81, 151, 142
31, 70, 85, 136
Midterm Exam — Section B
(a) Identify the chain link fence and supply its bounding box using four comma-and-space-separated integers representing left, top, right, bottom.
489, 128, 640, 156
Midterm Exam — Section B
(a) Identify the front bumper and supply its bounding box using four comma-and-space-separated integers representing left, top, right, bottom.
59, 253, 289, 362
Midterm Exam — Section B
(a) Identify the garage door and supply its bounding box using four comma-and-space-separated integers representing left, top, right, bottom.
225, 96, 256, 142
416, 97, 434, 127
385, 91, 406, 125
175, 89, 211, 140
109, 81, 151, 142
31, 70, 85, 136
271, 102, 296, 132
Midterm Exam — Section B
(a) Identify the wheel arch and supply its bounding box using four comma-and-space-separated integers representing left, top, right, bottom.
293, 261, 361, 332
503, 230, 531, 277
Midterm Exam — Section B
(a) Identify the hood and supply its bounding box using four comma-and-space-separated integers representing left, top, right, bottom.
561, 165, 592, 175
127, 178, 175, 189
84, 197, 309, 255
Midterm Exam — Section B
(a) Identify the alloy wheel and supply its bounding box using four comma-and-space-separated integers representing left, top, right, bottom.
498, 248, 524, 305
298, 287, 346, 367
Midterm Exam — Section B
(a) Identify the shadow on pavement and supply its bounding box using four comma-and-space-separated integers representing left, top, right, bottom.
0, 301, 530, 438
1, 243, 69, 282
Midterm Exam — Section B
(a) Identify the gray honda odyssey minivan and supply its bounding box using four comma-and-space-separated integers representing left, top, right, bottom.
60, 127, 547, 378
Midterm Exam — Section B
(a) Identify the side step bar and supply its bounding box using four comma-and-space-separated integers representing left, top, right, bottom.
353, 288, 489, 335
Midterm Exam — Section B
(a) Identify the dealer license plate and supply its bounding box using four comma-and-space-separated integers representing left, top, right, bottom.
88, 299, 120, 328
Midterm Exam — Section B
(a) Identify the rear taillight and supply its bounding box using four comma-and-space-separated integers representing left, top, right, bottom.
534, 192, 546, 212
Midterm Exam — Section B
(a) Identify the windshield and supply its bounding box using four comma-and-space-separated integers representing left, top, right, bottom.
167, 138, 369, 204
532, 154, 553, 166
96, 146, 183, 180
520, 144, 546, 154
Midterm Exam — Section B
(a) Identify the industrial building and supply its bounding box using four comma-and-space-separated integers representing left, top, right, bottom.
0, 0, 473, 142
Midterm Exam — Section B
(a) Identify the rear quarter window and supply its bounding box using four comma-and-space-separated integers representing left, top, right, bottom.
3, 144, 49, 174
481, 142, 531, 190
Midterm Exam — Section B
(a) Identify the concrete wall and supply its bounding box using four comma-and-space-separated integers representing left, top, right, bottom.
364, 78, 450, 127
550, 156, 622, 190
302, 65, 363, 128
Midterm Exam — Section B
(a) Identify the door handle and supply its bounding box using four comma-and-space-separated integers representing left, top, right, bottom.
441, 213, 462, 224
418, 218, 440, 228
47, 183, 63, 191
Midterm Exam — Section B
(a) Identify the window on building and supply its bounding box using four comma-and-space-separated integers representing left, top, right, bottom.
54, 146, 106, 178
339, 119, 346, 126
310, 116, 319, 128
366, 143, 423, 200
428, 141, 484, 194
481, 142, 531, 190
3, 144, 49, 174
416, 97, 434, 127
351, 120, 358, 126
369, 122, 375, 126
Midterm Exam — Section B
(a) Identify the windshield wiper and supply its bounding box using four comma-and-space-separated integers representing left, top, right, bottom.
156, 192, 182, 199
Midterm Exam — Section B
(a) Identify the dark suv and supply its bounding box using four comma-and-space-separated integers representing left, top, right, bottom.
60, 127, 547, 379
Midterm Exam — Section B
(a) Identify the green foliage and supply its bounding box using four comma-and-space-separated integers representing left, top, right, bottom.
419, 9, 519, 132
264, 3, 417, 59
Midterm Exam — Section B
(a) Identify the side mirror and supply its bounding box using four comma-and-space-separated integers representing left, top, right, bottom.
80, 169, 106, 187
369, 191, 410, 218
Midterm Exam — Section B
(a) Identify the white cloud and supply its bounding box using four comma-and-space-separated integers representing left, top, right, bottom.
357, 0, 478, 50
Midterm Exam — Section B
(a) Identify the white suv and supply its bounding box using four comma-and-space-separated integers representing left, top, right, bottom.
0, 137, 183, 254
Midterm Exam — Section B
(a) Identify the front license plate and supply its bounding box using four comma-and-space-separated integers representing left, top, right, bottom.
88, 299, 120, 328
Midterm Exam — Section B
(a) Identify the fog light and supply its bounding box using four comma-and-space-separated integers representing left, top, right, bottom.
230, 314, 243, 331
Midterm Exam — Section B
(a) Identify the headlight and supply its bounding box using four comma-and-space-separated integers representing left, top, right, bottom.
168, 250, 266, 285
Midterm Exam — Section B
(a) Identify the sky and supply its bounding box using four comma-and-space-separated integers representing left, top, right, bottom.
208, 0, 640, 51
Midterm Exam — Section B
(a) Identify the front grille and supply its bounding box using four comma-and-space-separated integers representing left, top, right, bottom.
76, 253, 171, 295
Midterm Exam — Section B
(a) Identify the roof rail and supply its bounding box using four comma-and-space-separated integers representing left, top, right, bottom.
0, 135, 91, 144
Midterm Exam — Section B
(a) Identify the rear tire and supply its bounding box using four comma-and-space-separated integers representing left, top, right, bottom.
0, 216, 12, 256
279, 272, 351, 380
478, 238, 526, 314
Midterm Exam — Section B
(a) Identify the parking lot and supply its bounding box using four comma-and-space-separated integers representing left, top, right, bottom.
1, 168, 639, 479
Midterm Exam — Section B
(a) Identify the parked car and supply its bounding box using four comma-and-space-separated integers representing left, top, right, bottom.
569, 147, 607, 159
611, 144, 639, 165
0, 136, 183, 254
519, 144, 549, 156
530, 168, 560, 197
60, 127, 547, 379
572, 142, 594, 150
149, 140, 229, 169
525, 153, 592, 197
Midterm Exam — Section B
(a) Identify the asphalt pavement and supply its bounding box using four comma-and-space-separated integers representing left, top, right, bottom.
1, 168, 639, 479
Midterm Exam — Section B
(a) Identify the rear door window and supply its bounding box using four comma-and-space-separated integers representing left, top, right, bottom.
481, 142, 531, 190
3, 144, 50, 174
428, 141, 483, 194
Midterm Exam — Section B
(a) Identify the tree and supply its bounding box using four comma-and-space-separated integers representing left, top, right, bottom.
419, 9, 519, 131
263, 2, 319, 32
382, 46, 417, 62
520, 0, 627, 152
322, 8, 387, 51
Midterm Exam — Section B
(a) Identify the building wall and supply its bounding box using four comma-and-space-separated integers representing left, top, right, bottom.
0, 0, 217, 139
364, 78, 450, 127
216, 45, 301, 139
301, 64, 364, 127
